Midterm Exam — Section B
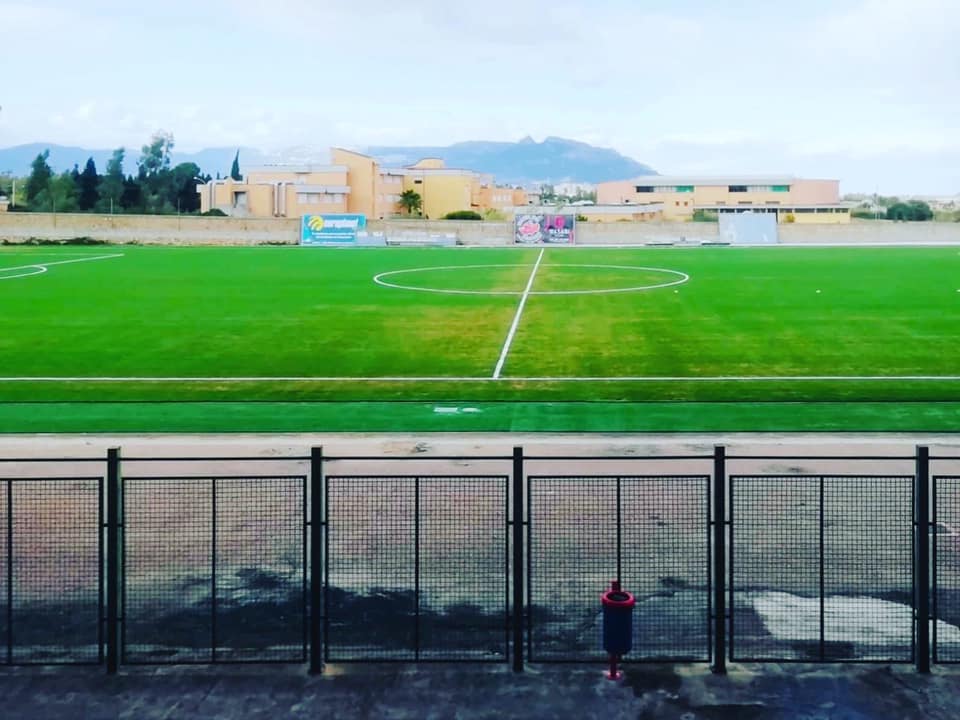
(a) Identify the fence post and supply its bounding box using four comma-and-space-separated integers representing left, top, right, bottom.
512, 446, 524, 672
309, 446, 323, 674
916, 445, 931, 673
106, 447, 121, 674
712, 445, 727, 674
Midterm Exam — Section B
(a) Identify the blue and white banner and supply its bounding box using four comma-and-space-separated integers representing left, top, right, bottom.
301, 214, 367, 245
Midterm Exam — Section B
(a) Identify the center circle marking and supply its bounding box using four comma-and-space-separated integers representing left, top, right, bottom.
373, 263, 690, 296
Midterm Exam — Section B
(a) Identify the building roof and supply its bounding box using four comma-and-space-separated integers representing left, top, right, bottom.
623, 175, 801, 187
514, 203, 664, 214
246, 165, 349, 175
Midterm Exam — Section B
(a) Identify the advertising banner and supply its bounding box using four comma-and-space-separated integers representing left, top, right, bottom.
514, 214, 576, 244
301, 214, 367, 245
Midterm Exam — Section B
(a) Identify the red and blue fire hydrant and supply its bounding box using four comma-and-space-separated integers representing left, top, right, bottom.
601, 580, 635, 680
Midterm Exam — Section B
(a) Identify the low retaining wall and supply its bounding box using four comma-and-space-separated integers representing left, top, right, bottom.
2, 212, 959, 246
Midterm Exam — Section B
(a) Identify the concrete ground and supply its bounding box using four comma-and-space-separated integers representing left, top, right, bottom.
1, 662, 958, 720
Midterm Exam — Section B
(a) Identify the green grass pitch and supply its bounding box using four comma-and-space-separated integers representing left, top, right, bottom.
1, 243, 958, 432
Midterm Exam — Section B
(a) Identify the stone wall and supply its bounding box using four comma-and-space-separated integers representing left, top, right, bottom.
2, 212, 958, 246
0, 212, 299, 245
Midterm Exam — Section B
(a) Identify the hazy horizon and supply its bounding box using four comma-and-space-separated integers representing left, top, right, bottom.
1, 0, 957, 194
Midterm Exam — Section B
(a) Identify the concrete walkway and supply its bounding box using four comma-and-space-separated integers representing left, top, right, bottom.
1, 663, 958, 720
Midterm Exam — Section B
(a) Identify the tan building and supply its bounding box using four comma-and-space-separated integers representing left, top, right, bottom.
596, 176, 851, 223
197, 165, 351, 217
507, 203, 664, 223
199, 149, 527, 220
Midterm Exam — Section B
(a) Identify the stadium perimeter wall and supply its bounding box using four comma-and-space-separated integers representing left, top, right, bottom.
2, 212, 960, 246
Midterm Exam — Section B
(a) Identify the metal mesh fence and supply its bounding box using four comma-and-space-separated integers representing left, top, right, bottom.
731, 476, 913, 662
123, 477, 305, 664
2, 479, 102, 665
934, 477, 960, 663
0, 481, 5, 663
214, 478, 305, 662
528, 476, 709, 662
325, 476, 508, 662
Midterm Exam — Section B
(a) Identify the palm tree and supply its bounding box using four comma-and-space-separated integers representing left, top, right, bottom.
398, 189, 422, 217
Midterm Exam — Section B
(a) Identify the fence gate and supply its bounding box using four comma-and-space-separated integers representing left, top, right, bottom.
527, 476, 711, 663
934, 476, 960, 663
0, 478, 103, 665
324, 475, 509, 662
121, 475, 307, 664
729, 475, 914, 663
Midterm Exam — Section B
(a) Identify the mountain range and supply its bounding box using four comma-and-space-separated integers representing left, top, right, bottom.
367, 137, 656, 184
0, 137, 657, 185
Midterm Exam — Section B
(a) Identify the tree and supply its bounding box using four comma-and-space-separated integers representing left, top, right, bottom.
139, 131, 174, 176
78, 157, 100, 211
33, 171, 79, 213
398, 189, 422, 216
97, 148, 126, 213
25, 150, 53, 208
230, 150, 242, 181
138, 131, 176, 214
121, 175, 142, 212
171, 162, 203, 213
887, 201, 934, 221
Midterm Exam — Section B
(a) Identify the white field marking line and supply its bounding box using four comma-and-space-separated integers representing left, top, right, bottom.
0, 266, 48, 280
0, 253, 125, 279
4, 375, 960, 382
373, 263, 689, 296
373, 264, 532, 296
492, 248, 545, 379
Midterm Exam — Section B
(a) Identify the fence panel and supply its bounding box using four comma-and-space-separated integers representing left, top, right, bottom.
731, 476, 913, 662
123, 476, 305, 664
1, 478, 102, 665
528, 476, 710, 662
934, 476, 960, 663
325, 476, 508, 662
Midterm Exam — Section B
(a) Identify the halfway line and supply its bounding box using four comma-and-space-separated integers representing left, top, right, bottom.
492, 248, 544, 379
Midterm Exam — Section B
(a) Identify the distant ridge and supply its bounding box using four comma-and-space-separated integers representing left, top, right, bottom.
0, 137, 656, 184
367, 136, 657, 184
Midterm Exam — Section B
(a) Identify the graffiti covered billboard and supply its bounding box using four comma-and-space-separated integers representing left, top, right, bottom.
514, 214, 576, 245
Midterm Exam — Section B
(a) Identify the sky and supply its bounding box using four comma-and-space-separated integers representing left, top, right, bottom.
0, 0, 958, 194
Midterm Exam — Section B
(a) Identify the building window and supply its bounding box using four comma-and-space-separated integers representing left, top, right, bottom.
772, 185, 790, 192
232, 191, 247, 208
796, 208, 815, 213
738, 201, 753, 205
634, 186, 654, 193
676, 185, 694, 193
729, 185, 748, 193
414, 179, 423, 185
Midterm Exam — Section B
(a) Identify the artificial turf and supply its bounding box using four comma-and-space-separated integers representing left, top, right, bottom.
1, 244, 958, 432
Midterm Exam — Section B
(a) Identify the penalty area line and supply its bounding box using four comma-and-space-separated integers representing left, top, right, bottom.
0, 253, 125, 275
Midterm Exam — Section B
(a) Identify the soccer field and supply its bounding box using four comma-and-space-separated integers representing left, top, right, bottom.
1, 243, 959, 432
